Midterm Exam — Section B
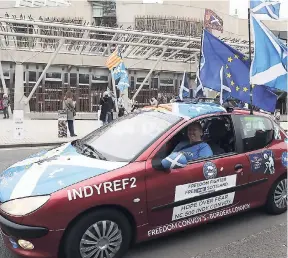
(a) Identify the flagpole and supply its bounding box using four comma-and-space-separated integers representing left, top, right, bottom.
110, 71, 119, 116
248, 6, 253, 115
197, 27, 204, 97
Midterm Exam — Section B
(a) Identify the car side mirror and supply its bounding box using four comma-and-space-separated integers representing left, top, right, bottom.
161, 152, 188, 170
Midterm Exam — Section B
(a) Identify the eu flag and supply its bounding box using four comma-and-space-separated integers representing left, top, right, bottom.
199, 30, 277, 112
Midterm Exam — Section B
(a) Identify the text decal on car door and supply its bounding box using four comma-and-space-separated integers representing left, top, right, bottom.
67, 177, 137, 201
174, 174, 237, 202
172, 193, 235, 221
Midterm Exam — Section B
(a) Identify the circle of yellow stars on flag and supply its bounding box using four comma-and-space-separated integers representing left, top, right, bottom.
224, 54, 255, 94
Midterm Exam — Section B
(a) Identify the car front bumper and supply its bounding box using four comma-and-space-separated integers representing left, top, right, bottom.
0, 214, 64, 258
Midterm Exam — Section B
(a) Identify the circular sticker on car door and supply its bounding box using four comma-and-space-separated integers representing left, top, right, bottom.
282, 152, 288, 168
203, 161, 218, 179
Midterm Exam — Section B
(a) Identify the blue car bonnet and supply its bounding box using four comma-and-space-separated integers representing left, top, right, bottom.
0, 143, 128, 203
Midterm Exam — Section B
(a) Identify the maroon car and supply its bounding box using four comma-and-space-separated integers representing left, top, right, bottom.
0, 102, 287, 258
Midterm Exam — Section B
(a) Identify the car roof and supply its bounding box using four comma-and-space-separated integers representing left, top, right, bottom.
142, 102, 227, 119
142, 101, 273, 120
231, 108, 273, 118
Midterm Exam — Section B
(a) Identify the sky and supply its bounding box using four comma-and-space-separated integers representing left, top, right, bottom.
230, 0, 288, 19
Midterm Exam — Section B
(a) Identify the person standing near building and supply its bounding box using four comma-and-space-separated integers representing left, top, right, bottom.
150, 97, 158, 106
2, 94, 10, 119
100, 91, 115, 125
63, 90, 77, 137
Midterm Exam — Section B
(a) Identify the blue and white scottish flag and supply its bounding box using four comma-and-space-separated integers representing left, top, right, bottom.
250, 14, 287, 92
250, 0, 281, 20
112, 62, 127, 81
117, 71, 130, 92
195, 56, 206, 98
0, 143, 128, 203
179, 72, 190, 100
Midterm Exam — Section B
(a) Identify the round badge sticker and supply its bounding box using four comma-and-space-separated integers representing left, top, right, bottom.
203, 161, 218, 180
282, 152, 288, 168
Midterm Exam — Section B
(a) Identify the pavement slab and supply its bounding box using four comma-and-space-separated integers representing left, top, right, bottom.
0, 119, 101, 148
0, 118, 287, 148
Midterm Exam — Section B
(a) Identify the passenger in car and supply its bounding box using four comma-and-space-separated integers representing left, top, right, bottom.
172, 122, 213, 161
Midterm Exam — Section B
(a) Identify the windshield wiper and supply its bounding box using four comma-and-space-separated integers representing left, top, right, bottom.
83, 144, 107, 161
74, 140, 107, 160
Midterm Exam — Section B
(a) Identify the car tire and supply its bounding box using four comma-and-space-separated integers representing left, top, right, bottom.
64, 208, 132, 258
265, 176, 287, 215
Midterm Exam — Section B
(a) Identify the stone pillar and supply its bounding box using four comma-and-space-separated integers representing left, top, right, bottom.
14, 62, 30, 115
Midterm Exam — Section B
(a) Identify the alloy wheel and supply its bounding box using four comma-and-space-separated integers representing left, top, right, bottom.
80, 220, 123, 258
273, 178, 287, 209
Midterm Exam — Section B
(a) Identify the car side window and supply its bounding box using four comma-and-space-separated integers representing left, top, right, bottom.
155, 115, 236, 163
238, 116, 274, 152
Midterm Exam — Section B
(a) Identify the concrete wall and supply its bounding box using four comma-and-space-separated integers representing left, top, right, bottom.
116, 1, 287, 40
116, 0, 229, 28
0, 0, 93, 22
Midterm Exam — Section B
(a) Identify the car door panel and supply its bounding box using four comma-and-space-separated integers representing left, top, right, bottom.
232, 115, 286, 207
145, 149, 251, 228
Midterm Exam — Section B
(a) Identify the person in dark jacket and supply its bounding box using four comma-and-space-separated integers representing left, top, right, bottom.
2, 94, 10, 119
100, 91, 115, 125
63, 91, 77, 137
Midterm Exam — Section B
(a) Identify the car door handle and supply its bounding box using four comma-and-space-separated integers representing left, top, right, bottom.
235, 164, 243, 173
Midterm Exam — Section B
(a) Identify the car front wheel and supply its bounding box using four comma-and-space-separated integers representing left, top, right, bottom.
64, 209, 132, 258
266, 176, 287, 214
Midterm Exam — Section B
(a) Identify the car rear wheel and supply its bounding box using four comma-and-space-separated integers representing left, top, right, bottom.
265, 177, 287, 214
64, 209, 132, 258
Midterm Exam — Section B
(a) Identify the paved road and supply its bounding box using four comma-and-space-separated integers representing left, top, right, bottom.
0, 148, 287, 258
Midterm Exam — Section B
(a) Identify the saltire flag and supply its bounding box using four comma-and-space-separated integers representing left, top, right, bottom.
250, 0, 281, 20
199, 29, 277, 112
250, 14, 287, 92
204, 9, 223, 33
179, 72, 190, 100
117, 72, 130, 92
106, 48, 122, 70
195, 56, 206, 98
112, 62, 127, 81
219, 66, 232, 104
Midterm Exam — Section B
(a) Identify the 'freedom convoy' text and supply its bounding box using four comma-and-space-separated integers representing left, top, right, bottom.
148, 203, 250, 237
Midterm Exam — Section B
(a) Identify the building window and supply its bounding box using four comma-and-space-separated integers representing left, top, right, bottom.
130, 76, 135, 89
151, 77, 158, 89
70, 73, 77, 86
136, 77, 149, 89
79, 74, 90, 85
91, 75, 108, 82
29, 71, 36, 82
160, 79, 174, 85
64, 73, 68, 84
46, 72, 62, 81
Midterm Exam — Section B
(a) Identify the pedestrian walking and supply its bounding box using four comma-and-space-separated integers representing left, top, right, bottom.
63, 90, 77, 137
100, 91, 115, 125
150, 97, 158, 106
2, 94, 10, 119
131, 100, 139, 112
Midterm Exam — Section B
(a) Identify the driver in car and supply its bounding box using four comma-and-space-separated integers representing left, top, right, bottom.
172, 122, 213, 161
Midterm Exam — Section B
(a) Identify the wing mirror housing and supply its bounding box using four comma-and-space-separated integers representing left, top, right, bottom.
153, 152, 188, 171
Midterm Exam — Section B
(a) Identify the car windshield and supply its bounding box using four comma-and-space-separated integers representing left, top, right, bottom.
79, 111, 181, 162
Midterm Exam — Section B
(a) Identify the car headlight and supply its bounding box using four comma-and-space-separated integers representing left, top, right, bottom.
0, 196, 50, 216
